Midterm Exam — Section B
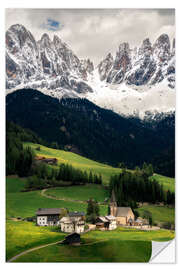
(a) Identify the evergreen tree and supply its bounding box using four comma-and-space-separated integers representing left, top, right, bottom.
86, 199, 100, 223
89, 171, 93, 183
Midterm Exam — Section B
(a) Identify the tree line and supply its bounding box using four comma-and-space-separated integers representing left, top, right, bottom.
25, 163, 102, 190
7, 122, 102, 189
109, 168, 175, 206
7, 89, 175, 177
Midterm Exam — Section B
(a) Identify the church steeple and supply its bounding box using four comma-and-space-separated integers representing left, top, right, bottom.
110, 190, 117, 216
110, 189, 117, 204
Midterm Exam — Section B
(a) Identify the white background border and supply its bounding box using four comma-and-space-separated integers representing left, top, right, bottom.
0, 0, 179, 269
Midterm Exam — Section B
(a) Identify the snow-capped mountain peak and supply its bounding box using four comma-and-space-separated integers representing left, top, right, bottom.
6, 25, 175, 119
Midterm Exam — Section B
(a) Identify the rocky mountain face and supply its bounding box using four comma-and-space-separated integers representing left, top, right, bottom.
98, 34, 175, 88
6, 24, 175, 118
6, 24, 94, 93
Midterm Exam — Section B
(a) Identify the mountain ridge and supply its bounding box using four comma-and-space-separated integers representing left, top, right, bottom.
6, 24, 175, 118
6, 88, 175, 176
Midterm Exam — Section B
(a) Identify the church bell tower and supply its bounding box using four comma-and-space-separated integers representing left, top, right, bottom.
110, 190, 117, 216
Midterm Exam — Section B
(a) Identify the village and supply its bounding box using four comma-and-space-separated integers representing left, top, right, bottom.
36, 191, 151, 245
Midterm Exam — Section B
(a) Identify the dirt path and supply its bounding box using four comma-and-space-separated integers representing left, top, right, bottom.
8, 238, 108, 262
41, 189, 87, 204
40, 189, 105, 205
8, 240, 62, 262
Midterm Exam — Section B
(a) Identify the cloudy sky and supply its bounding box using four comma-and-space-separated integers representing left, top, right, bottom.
6, 9, 175, 65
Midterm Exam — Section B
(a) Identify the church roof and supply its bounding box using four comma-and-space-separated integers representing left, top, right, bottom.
116, 207, 132, 217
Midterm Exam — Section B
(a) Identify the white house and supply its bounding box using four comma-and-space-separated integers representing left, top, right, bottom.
60, 217, 75, 233
105, 215, 117, 230
36, 208, 65, 226
96, 215, 117, 230
60, 211, 85, 234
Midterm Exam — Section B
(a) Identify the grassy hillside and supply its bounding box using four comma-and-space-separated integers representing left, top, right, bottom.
6, 176, 175, 262
44, 184, 109, 203
137, 205, 175, 225
23, 142, 175, 191
13, 227, 175, 262
24, 142, 123, 184
7, 89, 175, 176
6, 177, 108, 219
150, 174, 175, 192
6, 220, 65, 261
6, 176, 174, 226
14, 240, 152, 262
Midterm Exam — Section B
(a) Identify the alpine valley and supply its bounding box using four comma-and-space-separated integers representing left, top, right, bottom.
6, 24, 175, 176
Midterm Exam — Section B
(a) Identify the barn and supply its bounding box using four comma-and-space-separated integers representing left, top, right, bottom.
62, 233, 81, 245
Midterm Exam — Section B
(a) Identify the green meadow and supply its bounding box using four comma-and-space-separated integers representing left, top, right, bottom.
137, 205, 175, 225
150, 174, 175, 192
14, 239, 152, 262
6, 220, 65, 261
13, 227, 174, 262
23, 142, 123, 185
23, 143, 175, 192
6, 144, 175, 262
6, 177, 108, 219
44, 184, 109, 203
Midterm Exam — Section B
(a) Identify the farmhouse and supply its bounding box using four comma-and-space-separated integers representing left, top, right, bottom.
96, 215, 117, 230
35, 156, 58, 165
96, 216, 109, 230
36, 208, 65, 226
60, 211, 85, 234
105, 215, 117, 230
109, 190, 135, 225
134, 217, 149, 226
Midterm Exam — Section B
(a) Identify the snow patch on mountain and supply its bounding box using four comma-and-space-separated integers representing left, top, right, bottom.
6, 24, 175, 119
85, 69, 175, 118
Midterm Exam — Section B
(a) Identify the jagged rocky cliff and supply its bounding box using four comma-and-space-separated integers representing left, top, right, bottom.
98, 35, 175, 88
6, 24, 175, 118
6, 24, 94, 94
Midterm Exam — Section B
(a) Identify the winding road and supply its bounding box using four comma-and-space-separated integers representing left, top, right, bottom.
8, 188, 107, 262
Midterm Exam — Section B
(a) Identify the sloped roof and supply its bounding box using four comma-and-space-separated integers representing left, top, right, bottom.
60, 217, 72, 223
65, 232, 80, 239
135, 218, 143, 223
36, 208, 63, 215
68, 211, 85, 217
116, 207, 132, 217
98, 216, 108, 223
105, 215, 116, 221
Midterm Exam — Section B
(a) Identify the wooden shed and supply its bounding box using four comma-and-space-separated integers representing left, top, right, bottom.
62, 233, 81, 245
